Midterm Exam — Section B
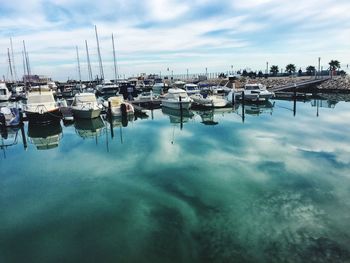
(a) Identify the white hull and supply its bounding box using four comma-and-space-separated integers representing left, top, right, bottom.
72, 108, 101, 119
161, 100, 192, 110
191, 94, 228, 108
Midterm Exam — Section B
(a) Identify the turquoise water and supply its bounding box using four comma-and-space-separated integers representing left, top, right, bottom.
1, 98, 350, 263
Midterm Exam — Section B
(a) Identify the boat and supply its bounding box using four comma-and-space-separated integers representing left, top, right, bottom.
135, 91, 158, 101
184, 83, 200, 96
96, 81, 119, 96
161, 88, 192, 110
0, 107, 21, 127
103, 95, 134, 117
27, 122, 62, 150
23, 86, 61, 124
71, 93, 102, 119
242, 83, 274, 102
152, 81, 168, 94
0, 83, 11, 101
190, 93, 228, 108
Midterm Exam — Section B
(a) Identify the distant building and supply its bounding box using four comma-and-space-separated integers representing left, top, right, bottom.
23, 75, 52, 83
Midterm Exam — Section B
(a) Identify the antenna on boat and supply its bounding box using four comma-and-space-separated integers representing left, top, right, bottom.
85, 40, 93, 83
94, 25, 104, 83
76, 46, 82, 85
112, 33, 118, 85
10, 38, 18, 82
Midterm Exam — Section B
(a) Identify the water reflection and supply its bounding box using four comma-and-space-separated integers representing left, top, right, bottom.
74, 116, 105, 139
0, 127, 20, 158
27, 122, 62, 150
161, 107, 194, 124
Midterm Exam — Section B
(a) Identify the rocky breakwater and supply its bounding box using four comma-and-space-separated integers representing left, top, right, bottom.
316, 76, 350, 92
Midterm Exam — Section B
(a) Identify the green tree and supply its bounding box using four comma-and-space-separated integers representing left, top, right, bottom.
306, 66, 316, 76
285, 64, 296, 75
270, 65, 279, 76
329, 60, 340, 71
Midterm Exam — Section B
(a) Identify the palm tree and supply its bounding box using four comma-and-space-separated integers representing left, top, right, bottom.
270, 65, 279, 76
306, 66, 316, 76
329, 60, 341, 78
329, 60, 340, 71
285, 64, 296, 75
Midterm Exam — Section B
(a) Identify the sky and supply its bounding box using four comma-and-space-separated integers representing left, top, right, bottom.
0, 0, 349, 81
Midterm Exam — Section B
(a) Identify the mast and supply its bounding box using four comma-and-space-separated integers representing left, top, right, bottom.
95, 25, 104, 82
85, 40, 93, 82
7, 48, 14, 82
10, 38, 18, 82
76, 46, 82, 84
22, 51, 26, 82
23, 40, 31, 76
112, 33, 118, 84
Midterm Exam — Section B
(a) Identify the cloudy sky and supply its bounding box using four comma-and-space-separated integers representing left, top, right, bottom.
0, 0, 349, 81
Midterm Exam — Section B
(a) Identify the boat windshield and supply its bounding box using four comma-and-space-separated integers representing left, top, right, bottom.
245, 85, 259, 90
75, 95, 97, 103
0, 90, 6, 95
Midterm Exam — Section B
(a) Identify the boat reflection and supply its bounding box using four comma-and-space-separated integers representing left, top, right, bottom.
243, 101, 274, 116
74, 116, 105, 139
28, 122, 62, 150
161, 107, 194, 124
195, 108, 233, 125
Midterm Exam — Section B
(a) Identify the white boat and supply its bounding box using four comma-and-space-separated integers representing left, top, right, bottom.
191, 94, 228, 108
135, 91, 158, 101
71, 93, 102, 119
103, 95, 134, 117
242, 83, 274, 101
184, 83, 200, 96
0, 83, 11, 101
24, 86, 61, 124
0, 107, 20, 127
152, 82, 167, 94
96, 81, 119, 96
161, 88, 192, 110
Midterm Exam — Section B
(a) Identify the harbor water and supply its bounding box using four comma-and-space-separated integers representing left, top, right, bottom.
1, 97, 350, 262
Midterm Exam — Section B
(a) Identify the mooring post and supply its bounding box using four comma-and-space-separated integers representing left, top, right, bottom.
20, 124, 27, 150
241, 90, 245, 123
293, 85, 296, 117
108, 101, 114, 138
179, 96, 183, 130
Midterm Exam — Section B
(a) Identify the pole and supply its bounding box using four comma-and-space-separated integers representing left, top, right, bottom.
85, 40, 93, 82
95, 25, 104, 82
112, 33, 118, 84
293, 85, 296, 117
179, 96, 183, 130
108, 101, 114, 138
10, 38, 18, 82
318, 57, 321, 79
241, 90, 245, 123
76, 46, 82, 84
7, 48, 14, 82
23, 41, 30, 77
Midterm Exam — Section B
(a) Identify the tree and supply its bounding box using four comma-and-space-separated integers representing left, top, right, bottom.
306, 65, 316, 76
270, 65, 279, 76
285, 64, 296, 75
329, 60, 340, 71
298, 68, 302, 76
258, 71, 263, 78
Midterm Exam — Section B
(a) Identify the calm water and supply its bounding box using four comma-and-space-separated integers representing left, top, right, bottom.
1, 97, 350, 263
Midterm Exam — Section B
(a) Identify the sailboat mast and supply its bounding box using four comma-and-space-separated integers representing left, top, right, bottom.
7, 48, 14, 82
23, 40, 31, 76
76, 46, 82, 83
112, 33, 118, 84
10, 38, 18, 82
85, 40, 93, 82
95, 25, 104, 82
22, 51, 26, 82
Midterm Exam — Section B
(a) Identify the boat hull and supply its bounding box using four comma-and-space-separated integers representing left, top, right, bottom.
72, 108, 101, 119
161, 100, 192, 110
25, 108, 62, 124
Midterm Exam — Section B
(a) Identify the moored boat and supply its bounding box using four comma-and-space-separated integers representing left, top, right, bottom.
71, 93, 102, 119
103, 95, 134, 117
190, 94, 228, 108
23, 86, 61, 124
0, 107, 21, 127
161, 88, 192, 110
0, 83, 11, 102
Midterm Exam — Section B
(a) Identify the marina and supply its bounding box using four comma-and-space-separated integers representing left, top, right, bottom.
1, 93, 350, 262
